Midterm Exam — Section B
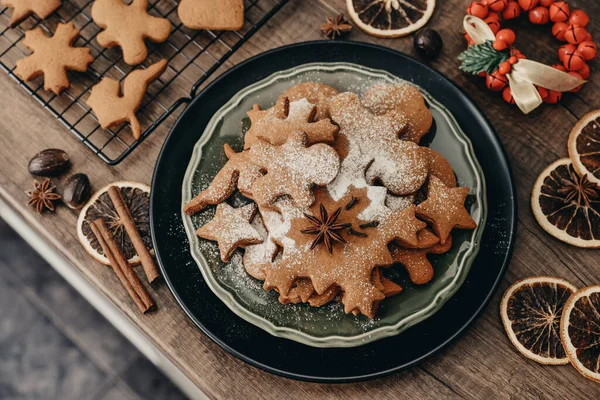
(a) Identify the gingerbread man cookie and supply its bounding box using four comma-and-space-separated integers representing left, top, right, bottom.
2, 0, 61, 27
15, 23, 92, 95
87, 59, 167, 139
178, 0, 244, 31
244, 96, 338, 150
91, 0, 171, 66
390, 234, 453, 285
363, 82, 433, 144
195, 203, 262, 262
249, 131, 340, 209
328, 92, 429, 196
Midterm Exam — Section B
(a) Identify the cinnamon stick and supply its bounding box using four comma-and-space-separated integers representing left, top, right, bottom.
91, 219, 155, 313
108, 186, 160, 284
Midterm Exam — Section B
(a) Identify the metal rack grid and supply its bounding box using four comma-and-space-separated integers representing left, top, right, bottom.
0, 0, 289, 165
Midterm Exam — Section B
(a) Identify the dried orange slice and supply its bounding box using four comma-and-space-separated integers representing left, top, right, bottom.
346, 0, 436, 38
568, 110, 600, 186
561, 285, 600, 382
531, 158, 600, 248
501, 276, 577, 365
77, 181, 152, 265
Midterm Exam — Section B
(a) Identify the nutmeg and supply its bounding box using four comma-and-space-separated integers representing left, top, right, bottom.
62, 173, 91, 210
28, 149, 70, 177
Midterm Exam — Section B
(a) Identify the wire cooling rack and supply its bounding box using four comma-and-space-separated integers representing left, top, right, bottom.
0, 0, 289, 165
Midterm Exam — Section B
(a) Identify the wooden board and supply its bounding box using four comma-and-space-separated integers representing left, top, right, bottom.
1, 0, 600, 398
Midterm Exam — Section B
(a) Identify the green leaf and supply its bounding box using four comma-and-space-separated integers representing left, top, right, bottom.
458, 41, 510, 75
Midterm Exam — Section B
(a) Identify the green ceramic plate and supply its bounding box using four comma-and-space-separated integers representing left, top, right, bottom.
181, 62, 486, 348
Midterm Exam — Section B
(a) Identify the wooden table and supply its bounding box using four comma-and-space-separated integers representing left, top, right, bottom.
2, 0, 600, 398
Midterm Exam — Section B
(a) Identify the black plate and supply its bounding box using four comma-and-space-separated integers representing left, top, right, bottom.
150, 41, 517, 383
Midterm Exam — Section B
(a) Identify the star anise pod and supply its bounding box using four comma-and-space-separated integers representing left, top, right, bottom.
301, 204, 352, 253
558, 172, 599, 208
25, 178, 61, 213
321, 14, 353, 40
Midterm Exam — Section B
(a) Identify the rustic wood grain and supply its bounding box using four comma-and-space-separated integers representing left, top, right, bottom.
2, 0, 600, 398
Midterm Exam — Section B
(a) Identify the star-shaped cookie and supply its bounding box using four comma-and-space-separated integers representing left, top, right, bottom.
2, 0, 61, 27
196, 203, 263, 262
15, 23, 93, 95
416, 176, 477, 244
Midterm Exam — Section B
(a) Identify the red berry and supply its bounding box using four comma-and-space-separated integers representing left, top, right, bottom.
552, 22, 569, 41
583, 32, 593, 42
564, 25, 588, 44
478, 71, 488, 77
563, 49, 585, 71
487, 0, 507, 12
485, 16, 501, 34
486, 71, 509, 91
539, 0, 554, 5
577, 41, 597, 61
496, 29, 516, 46
502, 1, 521, 19
529, 6, 550, 24
537, 86, 549, 102
577, 63, 590, 79
568, 72, 584, 92
509, 56, 518, 64
513, 49, 527, 59
518, 0, 538, 11
467, 2, 489, 18
569, 10, 589, 27
549, 2, 570, 22
552, 63, 567, 72
544, 90, 562, 104
493, 39, 509, 51
498, 61, 512, 75
558, 43, 577, 61
502, 87, 516, 104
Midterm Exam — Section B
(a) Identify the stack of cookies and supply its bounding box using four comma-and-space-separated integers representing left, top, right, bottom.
185, 82, 477, 319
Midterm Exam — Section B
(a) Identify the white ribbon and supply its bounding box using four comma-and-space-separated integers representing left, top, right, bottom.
463, 16, 585, 114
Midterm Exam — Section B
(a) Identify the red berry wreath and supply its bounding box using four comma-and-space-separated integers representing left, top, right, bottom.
459, 0, 594, 112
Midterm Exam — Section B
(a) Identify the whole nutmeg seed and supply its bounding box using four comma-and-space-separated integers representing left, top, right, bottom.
413, 28, 443, 60
63, 173, 91, 210
28, 149, 70, 177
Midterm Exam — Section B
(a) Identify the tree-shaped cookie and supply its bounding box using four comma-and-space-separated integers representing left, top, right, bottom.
91, 0, 171, 66
2, 0, 61, 27
328, 92, 429, 196
15, 23, 93, 95
243, 96, 339, 149
178, 0, 244, 31
87, 59, 167, 139
249, 131, 340, 209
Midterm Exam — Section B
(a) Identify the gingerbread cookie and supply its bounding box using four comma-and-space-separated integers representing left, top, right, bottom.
363, 83, 433, 144
2, 0, 61, 27
257, 187, 425, 318
249, 131, 340, 209
178, 0, 244, 31
390, 234, 453, 285
196, 203, 262, 262
184, 144, 263, 215
15, 23, 92, 95
242, 213, 278, 280
87, 59, 167, 139
424, 148, 457, 188
283, 82, 339, 120
416, 176, 477, 244
91, 0, 171, 66
244, 96, 338, 150
328, 92, 429, 196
